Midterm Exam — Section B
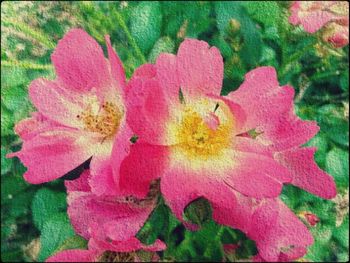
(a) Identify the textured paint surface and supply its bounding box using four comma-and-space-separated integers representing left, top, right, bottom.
1, 2, 349, 262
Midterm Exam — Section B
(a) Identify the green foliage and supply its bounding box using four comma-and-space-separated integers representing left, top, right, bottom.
215, 2, 263, 67
31, 188, 67, 231
243, 1, 281, 28
130, 2, 162, 54
53, 235, 88, 255
161, 1, 211, 39
148, 36, 175, 63
326, 147, 349, 188
1, 1, 349, 262
38, 213, 75, 261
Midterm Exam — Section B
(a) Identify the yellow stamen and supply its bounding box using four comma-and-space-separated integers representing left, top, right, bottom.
77, 101, 122, 137
176, 108, 231, 159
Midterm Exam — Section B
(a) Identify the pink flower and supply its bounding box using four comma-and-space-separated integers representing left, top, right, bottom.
46, 170, 165, 262
8, 29, 133, 196
289, 1, 349, 47
121, 39, 336, 261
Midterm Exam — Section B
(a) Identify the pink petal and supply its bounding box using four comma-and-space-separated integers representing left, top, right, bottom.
224, 152, 292, 198
207, 94, 246, 134
13, 112, 59, 141
301, 10, 336, 33
67, 171, 155, 242
46, 249, 98, 262
29, 78, 85, 129
89, 153, 119, 196
229, 67, 319, 150
10, 129, 95, 184
51, 29, 110, 92
161, 161, 253, 231
261, 111, 320, 151
176, 38, 223, 97
210, 189, 254, 234
126, 75, 170, 145
275, 147, 337, 199
65, 169, 91, 193
89, 236, 166, 253
119, 144, 168, 198
88, 120, 132, 196
88, 199, 154, 242
228, 67, 291, 133
249, 200, 313, 262
288, 2, 302, 25
155, 53, 179, 101
105, 35, 126, 91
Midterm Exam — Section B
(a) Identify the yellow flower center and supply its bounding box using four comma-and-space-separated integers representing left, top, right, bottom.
77, 101, 122, 137
176, 108, 231, 159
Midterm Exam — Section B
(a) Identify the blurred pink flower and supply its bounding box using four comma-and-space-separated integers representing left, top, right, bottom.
8, 29, 133, 196
46, 170, 165, 262
122, 39, 336, 261
289, 1, 349, 47
298, 211, 320, 227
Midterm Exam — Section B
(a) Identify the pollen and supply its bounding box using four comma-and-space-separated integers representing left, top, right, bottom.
176, 108, 231, 159
77, 101, 122, 137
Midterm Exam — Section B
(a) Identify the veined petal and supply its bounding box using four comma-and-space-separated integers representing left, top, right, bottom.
51, 28, 111, 92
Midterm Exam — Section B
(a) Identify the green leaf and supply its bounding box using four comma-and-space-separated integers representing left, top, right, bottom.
148, 37, 175, 63
1, 85, 28, 111
9, 189, 36, 218
242, 1, 281, 28
1, 175, 29, 203
333, 216, 349, 249
38, 212, 75, 261
1, 147, 12, 175
304, 133, 328, 168
130, 2, 162, 54
161, 2, 211, 39
326, 147, 349, 188
1, 105, 14, 136
215, 2, 263, 67
53, 235, 88, 255
184, 198, 212, 226
137, 202, 168, 245
32, 188, 67, 231
1, 67, 28, 88
340, 71, 349, 91
317, 105, 349, 147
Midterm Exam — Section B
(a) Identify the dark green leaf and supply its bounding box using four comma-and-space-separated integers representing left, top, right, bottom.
32, 188, 67, 230
130, 2, 162, 54
38, 212, 75, 261
53, 235, 88, 255
326, 147, 349, 188
148, 37, 175, 63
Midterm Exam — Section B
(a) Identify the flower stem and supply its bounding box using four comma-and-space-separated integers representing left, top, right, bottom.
112, 10, 146, 64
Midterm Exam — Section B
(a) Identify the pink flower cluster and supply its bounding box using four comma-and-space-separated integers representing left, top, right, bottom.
289, 1, 349, 48
9, 29, 336, 262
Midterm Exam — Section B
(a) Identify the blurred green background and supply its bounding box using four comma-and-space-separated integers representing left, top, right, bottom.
1, 1, 349, 262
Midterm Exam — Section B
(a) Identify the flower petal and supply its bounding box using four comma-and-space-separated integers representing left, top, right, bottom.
105, 35, 126, 91
51, 28, 110, 92
119, 144, 168, 198
9, 129, 95, 184
176, 38, 223, 96
29, 78, 85, 129
126, 74, 170, 145
249, 200, 314, 262
275, 147, 337, 199
46, 249, 98, 262
224, 152, 292, 198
